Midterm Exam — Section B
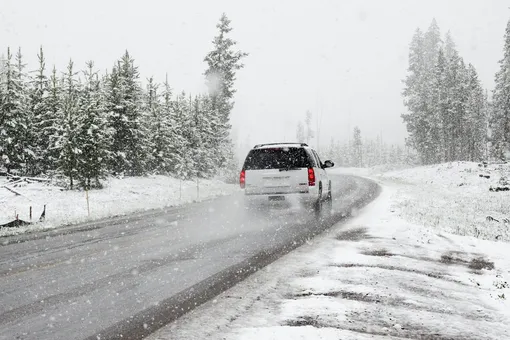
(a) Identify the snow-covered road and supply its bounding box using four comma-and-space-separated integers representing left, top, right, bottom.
0, 175, 378, 340
147, 168, 510, 340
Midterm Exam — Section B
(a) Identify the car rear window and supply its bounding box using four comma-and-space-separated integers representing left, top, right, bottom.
243, 147, 312, 170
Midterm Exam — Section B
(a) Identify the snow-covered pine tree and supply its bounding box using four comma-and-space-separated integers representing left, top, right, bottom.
439, 33, 459, 162
55, 60, 81, 189
30, 46, 52, 174
203, 13, 247, 169
395, 145, 404, 164
375, 134, 384, 165
14, 48, 35, 175
465, 64, 487, 162
444, 31, 457, 61
363, 138, 376, 167
0, 56, 3, 170
189, 95, 204, 178
106, 51, 149, 176
76, 61, 111, 189
332, 140, 345, 166
432, 47, 448, 162
445, 52, 468, 161
161, 75, 183, 174
145, 77, 161, 173
326, 138, 336, 162
402, 29, 428, 163
353, 127, 363, 167
0, 47, 30, 174
105, 62, 122, 173
424, 19, 442, 71
422, 20, 442, 164
492, 18, 510, 161
172, 91, 195, 179
194, 94, 217, 178
45, 66, 63, 173
483, 90, 491, 160
202, 94, 224, 172
403, 21, 443, 165
388, 145, 397, 164
147, 76, 182, 175
381, 141, 390, 165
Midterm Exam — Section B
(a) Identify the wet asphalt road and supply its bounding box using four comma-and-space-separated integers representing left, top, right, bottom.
0, 174, 379, 340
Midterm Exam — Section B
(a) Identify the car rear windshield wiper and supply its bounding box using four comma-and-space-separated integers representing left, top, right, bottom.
279, 167, 302, 171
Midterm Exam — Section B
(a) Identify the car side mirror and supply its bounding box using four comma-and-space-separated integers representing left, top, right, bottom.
323, 160, 334, 168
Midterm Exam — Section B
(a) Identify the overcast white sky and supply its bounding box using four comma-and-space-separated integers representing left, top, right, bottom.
2, 0, 509, 153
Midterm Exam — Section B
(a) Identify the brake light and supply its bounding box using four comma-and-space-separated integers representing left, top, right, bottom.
240, 169, 246, 189
308, 168, 315, 186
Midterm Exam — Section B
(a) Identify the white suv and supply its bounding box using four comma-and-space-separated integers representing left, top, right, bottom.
239, 143, 334, 214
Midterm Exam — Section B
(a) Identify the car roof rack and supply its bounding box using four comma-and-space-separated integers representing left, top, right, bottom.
253, 142, 308, 148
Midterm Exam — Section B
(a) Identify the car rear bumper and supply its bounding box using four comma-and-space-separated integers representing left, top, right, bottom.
243, 189, 319, 208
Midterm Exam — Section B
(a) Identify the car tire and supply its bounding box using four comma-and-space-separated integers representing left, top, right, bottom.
325, 186, 333, 215
314, 186, 323, 218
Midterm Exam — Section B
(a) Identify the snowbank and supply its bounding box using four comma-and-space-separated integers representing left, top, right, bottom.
382, 162, 510, 241
0, 175, 237, 237
333, 162, 510, 242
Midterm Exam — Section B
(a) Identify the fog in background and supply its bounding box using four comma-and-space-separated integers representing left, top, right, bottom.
2, 0, 509, 158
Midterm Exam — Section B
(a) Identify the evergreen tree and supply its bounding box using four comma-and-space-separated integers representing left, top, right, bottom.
353, 127, 363, 167
0, 47, 29, 174
161, 76, 183, 174
432, 47, 448, 162
146, 76, 183, 175
14, 48, 35, 175
45, 66, 63, 173
145, 77, 160, 172
194, 95, 217, 177
333, 140, 345, 166
402, 28, 428, 163
424, 19, 442, 71
76, 61, 111, 189
446, 53, 469, 161
403, 20, 489, 164
326, 138, 336, 161
423, 19, 443, 163
55, 60, 81, 189
444, 31, 457, 61
492, 18, 510, 160
106, 51, 149, 175
172, 91, 195, 179
30, 46, 52, 174
465, 64, 487, 161
204, 13, 247, 169
403, 20, 444, 164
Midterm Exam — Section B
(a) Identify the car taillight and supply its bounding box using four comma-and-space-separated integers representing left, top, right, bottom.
240, 169, 246, 189
308, 168, 315, 186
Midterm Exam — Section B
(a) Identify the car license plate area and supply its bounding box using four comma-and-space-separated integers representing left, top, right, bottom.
269, 196, 285, 202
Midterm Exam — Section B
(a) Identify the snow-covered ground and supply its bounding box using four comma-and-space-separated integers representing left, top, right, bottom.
147, 163, 510, 340
0, 175, 237, 237
382, 162, 510, 242
340, 162, 510, 242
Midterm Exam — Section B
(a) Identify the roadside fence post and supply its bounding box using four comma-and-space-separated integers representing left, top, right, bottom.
86, 189, 90, 217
